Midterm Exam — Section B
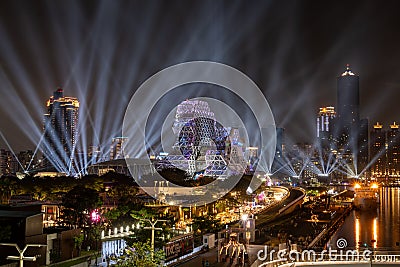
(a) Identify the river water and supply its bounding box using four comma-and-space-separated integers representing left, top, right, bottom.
330, 187, 400, 250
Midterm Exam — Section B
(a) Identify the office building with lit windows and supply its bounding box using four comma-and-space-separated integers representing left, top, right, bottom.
370, 122, 400, 180
110, 137, 128, 160
370, 122, 386, 177
317, 106, 336, 150
387, 122, 400, 177
43, 88, 79, 172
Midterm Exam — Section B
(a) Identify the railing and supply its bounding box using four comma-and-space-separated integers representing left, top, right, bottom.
307, 205, 352, 249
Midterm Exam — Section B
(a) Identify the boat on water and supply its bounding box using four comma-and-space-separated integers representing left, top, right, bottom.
353, 183, 379, 210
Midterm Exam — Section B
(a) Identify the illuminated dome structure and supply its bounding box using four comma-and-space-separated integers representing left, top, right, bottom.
173, 99, 227, 160
161, 99, 246, 179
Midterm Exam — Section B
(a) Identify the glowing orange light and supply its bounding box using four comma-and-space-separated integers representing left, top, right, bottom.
370, 183, 379, 189
354, 183, 361, 189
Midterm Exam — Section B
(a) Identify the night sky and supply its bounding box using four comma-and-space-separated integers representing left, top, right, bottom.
1, 0, 400, 152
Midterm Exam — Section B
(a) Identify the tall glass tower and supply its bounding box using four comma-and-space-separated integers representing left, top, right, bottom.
43, 88, 79, 174
336, 64, 360, 153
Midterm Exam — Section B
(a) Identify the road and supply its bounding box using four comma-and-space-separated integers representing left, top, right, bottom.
255, 188, 304, 227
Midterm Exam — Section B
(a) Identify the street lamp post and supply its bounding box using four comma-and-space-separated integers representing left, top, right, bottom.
0, 243, 46, 267
141, 218, 168, 259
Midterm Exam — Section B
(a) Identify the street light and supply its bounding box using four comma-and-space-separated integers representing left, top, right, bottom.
0, 243, 46, 267
141, 218, 168, 259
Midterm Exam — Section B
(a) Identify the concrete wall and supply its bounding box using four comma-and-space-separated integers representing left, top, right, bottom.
25, 214, 44, 237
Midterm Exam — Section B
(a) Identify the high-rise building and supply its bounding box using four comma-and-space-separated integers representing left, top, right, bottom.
317, 106, 336, 150
370, 122, 386, 177
333, 65, 370, 175
88, 145, 102, 163
358, 118, 369, 173
335, 64, 360, 153
369, 122, 400, 179
17, 150, 37, 172
288, 143, 317, 180
0, 149, 17, 175
387, 122, 400, 177
110, 137, 128, 160
271, 127, 285, 178
43, 88, 79, 173
275, 127, 285, 159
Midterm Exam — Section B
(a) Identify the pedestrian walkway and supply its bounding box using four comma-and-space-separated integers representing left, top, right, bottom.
88, 257, 109, 267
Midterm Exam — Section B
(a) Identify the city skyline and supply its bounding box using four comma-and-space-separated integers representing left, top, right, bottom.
1, 1, 400, 152
1, 2, 400, 266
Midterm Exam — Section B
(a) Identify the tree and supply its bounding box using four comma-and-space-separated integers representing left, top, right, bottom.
191, 215, 222, 236
78, 175, 104, 192
0, 224, 12, 241
129, 207, 174, 247
130, 208, 158, 221
215, 200, 226, 213
99, 172, 139, 204
114, 241, 164, 267
103, 205, 130, 227
62, 186, 102, 228
0, 176, 20, 203
73, 233, 84, 257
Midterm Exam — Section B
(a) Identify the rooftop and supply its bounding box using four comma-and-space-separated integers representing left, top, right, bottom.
341, 64, 356, 76
0, 210, 42, 218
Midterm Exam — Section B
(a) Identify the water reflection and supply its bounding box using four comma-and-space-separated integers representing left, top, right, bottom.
330, 188, 400, 250
353, 210, 378, 249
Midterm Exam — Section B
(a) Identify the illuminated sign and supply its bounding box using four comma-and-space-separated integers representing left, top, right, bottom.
164, 234, 194, 261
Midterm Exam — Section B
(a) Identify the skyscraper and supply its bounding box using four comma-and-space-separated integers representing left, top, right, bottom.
317, 106, 336, 150
334, 64, 371, 176
110, 137, 128, 160
17, 150, 37, 173
369, 122, 400, 180
336, 64, 360, 153
0, 149, 17, 175
275, 127, 285, 159
387, 122, 400, 177
358, 118, 369, 173
370, 122, 386, 177
43, 88, 79, 173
